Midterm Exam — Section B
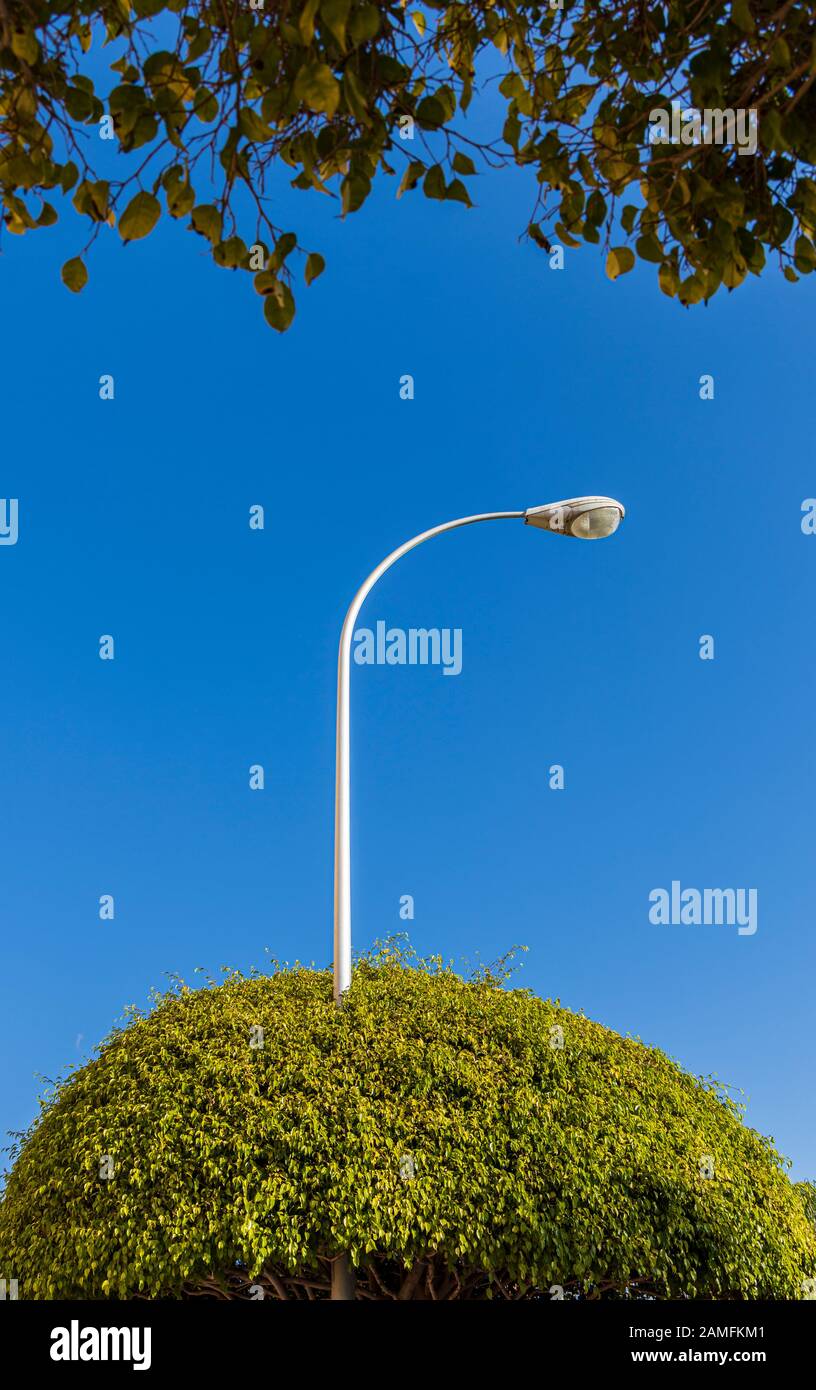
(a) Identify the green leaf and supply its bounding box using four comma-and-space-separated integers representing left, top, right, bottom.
635, 233, 663, 264
165, 176, 195, 218
658, 261, 679, 298
585, 191, 607, 225
376, 55, 408, 86
555, 221, 581, 249
793, 235, 816, 274
194, 89, 219, 124
108, 84, 147, 116
129, 114, 159, 151
305, 252, 326, 285
64, 85, 96, 123
446, 178, 472, 207
263, 281, 296, 332
397, 161, 425, 198
189, 204, 222, 244
253, 269, 277, 296
499, 73, 525, 100
349, 4, 380, 44
423, 164, 446, 200
118, 191, 161, 242
214, 236, 248, 269
411, 11, 426, 37
343, 67, 369, 123
434, 87, 457, 128
239, 108, 274, 143
294, 63, 341, 118
452, 152, 476, 177
503, 112, 521, 151
269, 232, 297, 270
11, 28, 39, 64
186, 26, 212, 63
678, 274, 705, 305
606, 246, 635, 280
730, 0, 755, 34
341, 171, 371, 214
60, 162, 79, 194
722, 256, 747, 289
415, 96, 445, 129
299, 0, 320, 44
61, 257, 88, 293
73, 180, 110, 222
321, 0, 352, 49
528, 222, 552, 251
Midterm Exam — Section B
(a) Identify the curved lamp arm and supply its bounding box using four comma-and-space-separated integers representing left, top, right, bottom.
333, 511, 525, 1004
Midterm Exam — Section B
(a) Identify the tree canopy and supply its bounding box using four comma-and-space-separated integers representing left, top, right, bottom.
1, 942, 813, 1300
1, 1, 815, 328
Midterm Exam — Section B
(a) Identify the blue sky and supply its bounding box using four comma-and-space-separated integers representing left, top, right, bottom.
2, 72, 814, 1185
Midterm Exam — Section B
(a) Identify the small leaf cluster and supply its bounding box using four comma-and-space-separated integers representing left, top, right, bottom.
1, 942, 813, 1300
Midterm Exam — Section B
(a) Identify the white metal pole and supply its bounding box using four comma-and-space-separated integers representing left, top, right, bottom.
329, 510, 524, 1300
332, 511, 524, 1005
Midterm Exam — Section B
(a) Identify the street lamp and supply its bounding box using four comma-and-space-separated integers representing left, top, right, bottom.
332, 496, 624, 1002
329, 495, 625, 1299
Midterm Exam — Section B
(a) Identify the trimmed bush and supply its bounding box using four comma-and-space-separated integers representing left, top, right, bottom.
2, 944, 814, 1300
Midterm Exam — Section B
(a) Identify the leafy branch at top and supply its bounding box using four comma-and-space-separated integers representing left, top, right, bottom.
2, 0, 816, 330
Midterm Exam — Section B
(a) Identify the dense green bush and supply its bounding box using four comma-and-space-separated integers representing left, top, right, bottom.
2, 943, 814, 1300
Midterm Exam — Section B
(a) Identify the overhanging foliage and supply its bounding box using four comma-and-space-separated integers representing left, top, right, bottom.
1, 2, 815, 329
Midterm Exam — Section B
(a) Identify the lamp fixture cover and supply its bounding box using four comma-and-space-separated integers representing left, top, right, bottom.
524, 496, 625, 539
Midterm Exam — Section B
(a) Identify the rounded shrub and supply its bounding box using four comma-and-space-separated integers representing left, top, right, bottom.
1, 944, 814, 1300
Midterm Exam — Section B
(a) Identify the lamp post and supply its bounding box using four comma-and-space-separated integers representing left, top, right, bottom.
329, 495, 625, 1299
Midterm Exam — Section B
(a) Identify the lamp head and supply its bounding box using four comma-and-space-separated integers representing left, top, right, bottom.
524, 496, 625, 539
